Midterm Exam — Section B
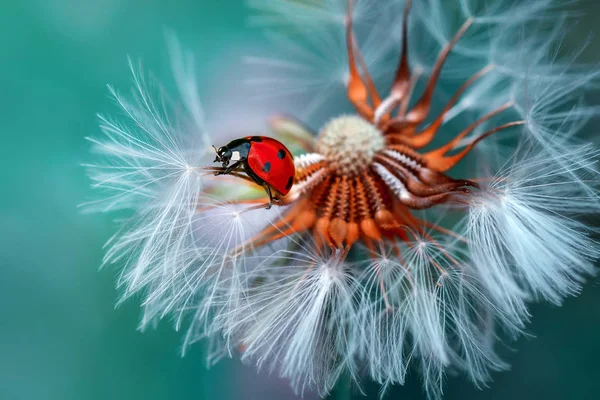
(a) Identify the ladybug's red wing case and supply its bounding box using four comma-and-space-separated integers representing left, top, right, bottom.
247, 137, 295, 196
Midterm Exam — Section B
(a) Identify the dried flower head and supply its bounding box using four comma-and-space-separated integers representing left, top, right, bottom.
86, 0, 600, 398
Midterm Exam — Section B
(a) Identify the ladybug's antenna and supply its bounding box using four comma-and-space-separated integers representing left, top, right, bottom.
212, 145, 220, 163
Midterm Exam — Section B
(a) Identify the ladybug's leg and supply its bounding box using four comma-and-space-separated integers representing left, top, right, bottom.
215, 161, 243, 176
263, 185, 274, 210
242, 163, 274, 209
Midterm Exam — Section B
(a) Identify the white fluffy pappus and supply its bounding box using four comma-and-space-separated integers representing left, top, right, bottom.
356, 227, 515, 398
219, 243, 362, 396
84, 41, 287, 340
84, 58, 211, 305
468, 141, 600, 320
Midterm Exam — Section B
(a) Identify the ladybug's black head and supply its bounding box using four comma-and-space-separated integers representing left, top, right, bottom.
213, 145, 232, 167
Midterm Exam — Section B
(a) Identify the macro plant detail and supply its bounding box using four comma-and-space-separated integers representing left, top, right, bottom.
86, 0, 600, 399
232, 0, 521, 254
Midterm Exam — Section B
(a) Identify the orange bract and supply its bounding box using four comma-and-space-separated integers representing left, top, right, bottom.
231, 0, 524, 255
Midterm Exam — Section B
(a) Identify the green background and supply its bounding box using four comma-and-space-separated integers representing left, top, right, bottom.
1, 1, 599, 399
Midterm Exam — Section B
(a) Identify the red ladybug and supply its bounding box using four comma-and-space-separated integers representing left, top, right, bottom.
213, 136, 295, 209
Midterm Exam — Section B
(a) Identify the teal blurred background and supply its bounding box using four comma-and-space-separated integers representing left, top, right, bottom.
1, 1, 599, 399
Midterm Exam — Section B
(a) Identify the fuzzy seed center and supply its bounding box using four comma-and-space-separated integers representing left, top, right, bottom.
316, 115, 385, 176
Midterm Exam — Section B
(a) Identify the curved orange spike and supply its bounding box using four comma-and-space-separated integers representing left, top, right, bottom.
353, 36, 381, 108
404, 18, 473, 125
424, 102, 513, 162
383, 18, 473, 132
392, 0, 412, 100
346, 0, 374, 120
398, 68, 422, 119
374, 0, 412, 124
425, 120, 525, 172
401, 65, 494, 148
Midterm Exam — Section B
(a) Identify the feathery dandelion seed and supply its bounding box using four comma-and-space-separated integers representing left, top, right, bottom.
86, 0, 600, 398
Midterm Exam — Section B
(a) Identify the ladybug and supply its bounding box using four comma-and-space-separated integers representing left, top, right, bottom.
213, 136, 295, 209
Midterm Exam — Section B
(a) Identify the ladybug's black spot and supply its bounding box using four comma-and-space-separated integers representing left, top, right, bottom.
285, 176, 293, 190
277, 149, 286, 159
262, 162, 272, 173
250, 136, 263, 142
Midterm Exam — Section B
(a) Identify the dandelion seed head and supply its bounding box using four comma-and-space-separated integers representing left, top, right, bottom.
86, 0, 600, 398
